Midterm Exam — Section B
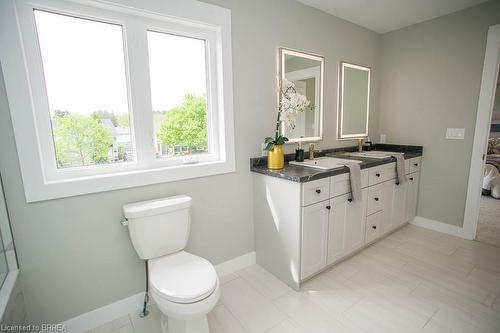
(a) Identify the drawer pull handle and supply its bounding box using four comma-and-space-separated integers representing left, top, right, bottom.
316, 189, 321, 194
409, 177, 414, 181
375, 173, 381, 177
372, 225, 377, 229
326, 205, 331, 210
374, 197, 379, 201
414, 163, 418, 167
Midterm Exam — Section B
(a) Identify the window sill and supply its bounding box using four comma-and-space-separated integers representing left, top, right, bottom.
25, 159, 235, 202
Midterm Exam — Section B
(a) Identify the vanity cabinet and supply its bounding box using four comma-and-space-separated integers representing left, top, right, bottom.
253, 156, 422, 290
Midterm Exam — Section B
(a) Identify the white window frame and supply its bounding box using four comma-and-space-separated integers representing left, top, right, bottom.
0, 0, 235, 202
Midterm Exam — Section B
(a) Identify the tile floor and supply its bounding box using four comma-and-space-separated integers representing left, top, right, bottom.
87, 225, 500, 333
476, 195, 500, 247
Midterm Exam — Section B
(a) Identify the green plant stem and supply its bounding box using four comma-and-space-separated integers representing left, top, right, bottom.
275, 110, 282, 142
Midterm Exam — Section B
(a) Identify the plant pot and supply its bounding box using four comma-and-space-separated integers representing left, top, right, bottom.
267, 145, 284, 170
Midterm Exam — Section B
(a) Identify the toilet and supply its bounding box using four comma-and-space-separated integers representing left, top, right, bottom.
123, 195, 220, 333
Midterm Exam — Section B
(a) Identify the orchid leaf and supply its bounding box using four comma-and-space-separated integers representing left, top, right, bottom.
265, 142, 275, 151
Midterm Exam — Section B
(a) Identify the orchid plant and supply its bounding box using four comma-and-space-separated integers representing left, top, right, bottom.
264, 78, 313, 151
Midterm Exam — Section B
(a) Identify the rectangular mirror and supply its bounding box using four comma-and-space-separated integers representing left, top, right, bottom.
279, 48, 324, 142
338, 62, 371, 139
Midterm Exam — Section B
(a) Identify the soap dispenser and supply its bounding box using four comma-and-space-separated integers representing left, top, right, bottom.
295, 142, 305, 162
364, 137, 373, 151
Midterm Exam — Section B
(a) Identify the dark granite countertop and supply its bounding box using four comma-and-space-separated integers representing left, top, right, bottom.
250, 144, 423, 183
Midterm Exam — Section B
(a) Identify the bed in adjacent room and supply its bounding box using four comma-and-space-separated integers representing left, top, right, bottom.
483, 137, 500, 198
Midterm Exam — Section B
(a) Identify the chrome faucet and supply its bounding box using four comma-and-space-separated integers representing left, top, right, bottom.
309, 143, 320, 160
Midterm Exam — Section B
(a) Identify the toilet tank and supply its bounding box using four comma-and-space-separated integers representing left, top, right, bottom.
123, 195, 192, 260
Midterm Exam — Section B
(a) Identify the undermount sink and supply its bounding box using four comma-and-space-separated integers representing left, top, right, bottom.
289, 157, 362, 170
344, 151, 401, 159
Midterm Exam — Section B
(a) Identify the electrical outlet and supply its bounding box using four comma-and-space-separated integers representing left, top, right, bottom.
446, 128, 465, 140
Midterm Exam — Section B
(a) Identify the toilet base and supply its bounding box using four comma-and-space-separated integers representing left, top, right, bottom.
161, 314, 209, 333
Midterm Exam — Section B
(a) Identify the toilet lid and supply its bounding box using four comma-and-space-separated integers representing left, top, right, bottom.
149, 251, 218, 304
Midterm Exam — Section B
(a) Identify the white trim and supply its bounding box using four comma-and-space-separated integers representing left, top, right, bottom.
62, 292, 145, 333
61, 251, 256, 333
463, 24, 500, 240
410, 216, 471, 239
214, 251, 256, 277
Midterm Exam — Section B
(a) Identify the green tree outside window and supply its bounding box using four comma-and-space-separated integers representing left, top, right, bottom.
158, 94, 207, 154
54, 114, 113, 167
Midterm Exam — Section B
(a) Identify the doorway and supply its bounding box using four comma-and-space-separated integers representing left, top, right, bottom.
463, 24, 500, 242
475, 71, 500, 246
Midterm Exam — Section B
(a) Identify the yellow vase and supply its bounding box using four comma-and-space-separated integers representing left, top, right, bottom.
267, 145, 284, 170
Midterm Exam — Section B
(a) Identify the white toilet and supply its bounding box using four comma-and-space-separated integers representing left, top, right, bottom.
123, 195, 220, 333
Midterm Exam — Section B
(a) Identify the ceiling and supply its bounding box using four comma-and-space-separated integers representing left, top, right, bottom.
296, 0, 490, 33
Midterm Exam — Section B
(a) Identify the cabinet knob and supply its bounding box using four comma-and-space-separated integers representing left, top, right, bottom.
326, 205, 331, 210
375, 173, 381, 177
347, 198, 353, 203
409, 177, 414, 181
374, 197, 379, 201
414, 163, 418, 167
372, 225, 377, 229
316, 189, 321, 194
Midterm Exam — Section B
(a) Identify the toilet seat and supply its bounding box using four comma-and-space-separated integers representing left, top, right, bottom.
149, 251, 218, 304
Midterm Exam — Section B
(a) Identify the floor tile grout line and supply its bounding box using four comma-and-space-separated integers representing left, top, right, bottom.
217, 287, 253, 333
421, 308, 440, 329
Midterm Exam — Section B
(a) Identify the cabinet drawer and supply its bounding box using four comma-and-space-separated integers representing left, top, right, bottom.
365, 211, 382, 244
368, 163, 396, 186
408, 157, 421, 174
367, 183, 384, 215
302, 178, 330, 206
330, 170, 368, 198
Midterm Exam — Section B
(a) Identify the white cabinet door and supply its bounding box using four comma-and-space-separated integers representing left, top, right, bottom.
301, 200, 329, 279
391, 181, 408, 228
406, 172, 420, 222
327, 194, 348, 264
327, 190, 367, 264
345, 188, 368, 253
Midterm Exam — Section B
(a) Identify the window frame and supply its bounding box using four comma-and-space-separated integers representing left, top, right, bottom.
0, 0, 235, 202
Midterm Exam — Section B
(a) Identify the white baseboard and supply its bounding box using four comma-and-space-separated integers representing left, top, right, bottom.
62, 292, 145, 333
214, 251, 256, 277
62, 251, 256, 333
410, 216, 470, 239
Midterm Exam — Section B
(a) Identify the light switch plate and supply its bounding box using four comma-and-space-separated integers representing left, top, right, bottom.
446, 128, 465, 140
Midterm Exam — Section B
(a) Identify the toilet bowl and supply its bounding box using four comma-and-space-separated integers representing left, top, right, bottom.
123, 196, 220, 333
149, 251, 220, 333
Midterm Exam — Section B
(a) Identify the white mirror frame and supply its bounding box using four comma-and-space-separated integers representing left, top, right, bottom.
278, 48, 324, 143
337, 61, 371, 140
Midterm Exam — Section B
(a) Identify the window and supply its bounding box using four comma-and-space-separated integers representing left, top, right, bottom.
0, 0, 234, 201
34, 10, 134, 168
147, 31, 209, 159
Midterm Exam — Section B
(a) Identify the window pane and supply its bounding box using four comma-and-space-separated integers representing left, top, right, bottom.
147, 31, 209, 158
34, 10, 134, 168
